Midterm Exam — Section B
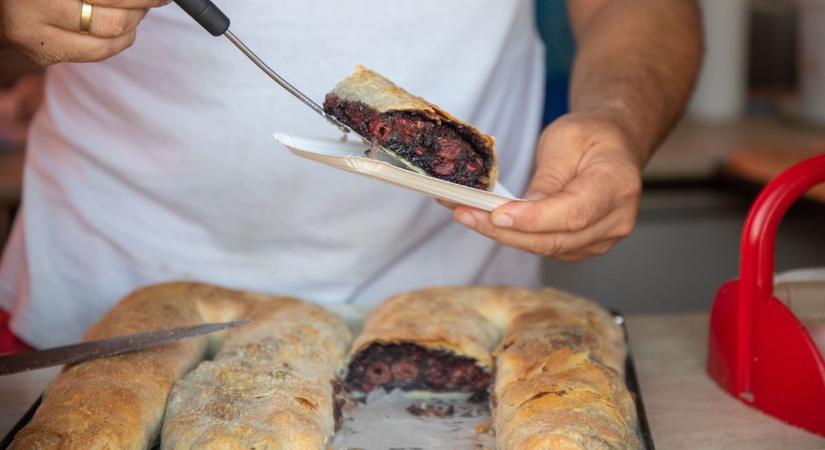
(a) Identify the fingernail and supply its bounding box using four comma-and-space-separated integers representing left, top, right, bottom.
458, 212, 477, 228
491, 212, 514, 228
524, 191, 546, 201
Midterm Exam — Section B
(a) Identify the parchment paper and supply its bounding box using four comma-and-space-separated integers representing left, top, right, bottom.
325, 304, 495, 449
333, 389, 495, 450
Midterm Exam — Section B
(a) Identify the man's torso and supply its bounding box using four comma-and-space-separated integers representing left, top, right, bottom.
0, 0, 546, 346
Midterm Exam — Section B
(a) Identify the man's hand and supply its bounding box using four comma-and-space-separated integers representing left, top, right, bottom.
1, 0, 168, 65
449, 0, 700, 260
453, 112, 642, 260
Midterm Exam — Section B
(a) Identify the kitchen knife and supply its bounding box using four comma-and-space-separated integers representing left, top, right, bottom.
0, 320, 248, 376
171, 0, 409, 168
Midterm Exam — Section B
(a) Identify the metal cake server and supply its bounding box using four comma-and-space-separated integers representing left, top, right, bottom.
172, 0, 408, 168
0, 320, 249, 376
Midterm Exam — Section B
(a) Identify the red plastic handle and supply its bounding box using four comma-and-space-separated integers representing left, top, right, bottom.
739, 153, 825, 298
736, 153, 825, 387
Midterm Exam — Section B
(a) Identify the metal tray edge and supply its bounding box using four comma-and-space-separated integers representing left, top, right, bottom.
615, 311, 656, 450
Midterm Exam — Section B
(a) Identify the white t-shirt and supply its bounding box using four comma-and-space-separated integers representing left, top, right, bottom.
0, 0, 545, 347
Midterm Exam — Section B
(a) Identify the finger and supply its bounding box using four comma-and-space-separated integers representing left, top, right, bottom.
47, 0, 147, 38
26, 25, 138, 64
435, 198, 459, 210
492, 165, 621, 233
456, 207, 594, 256
455, 206, 634, 257
85, 0, 170, 8
555, 239, 621, 262
524, 125, 584, 195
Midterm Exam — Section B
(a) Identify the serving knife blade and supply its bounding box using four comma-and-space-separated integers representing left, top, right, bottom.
0, 320, 249, 376
171, 0, 409, 168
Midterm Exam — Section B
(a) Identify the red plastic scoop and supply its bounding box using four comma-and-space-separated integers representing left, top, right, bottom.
708, 153, 825, 436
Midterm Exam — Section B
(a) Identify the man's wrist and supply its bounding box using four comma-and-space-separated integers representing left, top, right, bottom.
565, 105, 654, 169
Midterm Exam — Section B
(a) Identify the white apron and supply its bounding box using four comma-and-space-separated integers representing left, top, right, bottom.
0, 0, 545, 347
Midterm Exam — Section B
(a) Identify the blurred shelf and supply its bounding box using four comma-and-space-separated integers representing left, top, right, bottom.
723, 147, 825, 204
644, 116, 825, 183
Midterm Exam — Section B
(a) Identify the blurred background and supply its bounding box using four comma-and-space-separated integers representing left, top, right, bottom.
1, 0, 824, 313
537, 0, 825, 313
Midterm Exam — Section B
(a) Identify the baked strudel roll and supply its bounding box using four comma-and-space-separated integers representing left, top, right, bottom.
344, 286, 642, 450
345, 287, 502, 393
161, 299, 351, 449
10, 282, 352, 450
324, 65, 498, 190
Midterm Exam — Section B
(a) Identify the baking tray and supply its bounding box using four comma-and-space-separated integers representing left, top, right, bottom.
2, 312, 654, 449
618, 313, 657, 450
273, 133, 522, 212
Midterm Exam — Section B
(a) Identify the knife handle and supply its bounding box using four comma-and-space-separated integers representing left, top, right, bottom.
173, 0, 230, 36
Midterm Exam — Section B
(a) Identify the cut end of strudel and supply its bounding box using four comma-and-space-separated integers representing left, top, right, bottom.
324, 65, 499, 191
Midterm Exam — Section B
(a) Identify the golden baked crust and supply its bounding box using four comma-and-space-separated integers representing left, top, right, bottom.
328, 65, 499, 190
161, 301, 351, 450
12, 282, 639, 449
493, 288, 640, 450
9, 282, 351, 450
10, 283, 215, 450
346, 287, 503, 373
345, 286, 642, 450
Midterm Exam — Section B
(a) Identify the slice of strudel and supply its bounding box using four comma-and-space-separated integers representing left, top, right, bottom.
324, 65, 498, 191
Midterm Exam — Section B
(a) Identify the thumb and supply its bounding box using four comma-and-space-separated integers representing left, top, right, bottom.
522, 126, 583, 200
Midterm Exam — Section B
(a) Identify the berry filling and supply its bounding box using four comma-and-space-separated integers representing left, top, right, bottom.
323, 95, 493, 190
345, 343, 491, 393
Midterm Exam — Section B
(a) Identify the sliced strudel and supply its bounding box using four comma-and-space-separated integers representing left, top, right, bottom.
9, 283, 352, 450
344, 286, 642, 450
324, 66, 498, 190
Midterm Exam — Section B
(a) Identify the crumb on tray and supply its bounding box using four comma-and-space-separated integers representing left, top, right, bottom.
406, 402, 455, 418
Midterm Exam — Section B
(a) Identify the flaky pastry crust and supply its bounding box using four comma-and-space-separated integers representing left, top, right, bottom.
346, 286, 642, 450
10, 282, 351, 450
328, 65, 499, 190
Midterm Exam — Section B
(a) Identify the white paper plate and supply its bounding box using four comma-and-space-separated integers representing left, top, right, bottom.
273, 133, 522, 212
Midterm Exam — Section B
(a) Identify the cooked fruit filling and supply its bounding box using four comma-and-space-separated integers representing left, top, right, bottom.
324, 95, 494, 190
346, 343, 491, 393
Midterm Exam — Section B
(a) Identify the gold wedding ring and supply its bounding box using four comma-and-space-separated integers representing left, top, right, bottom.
79, 2, 93, 33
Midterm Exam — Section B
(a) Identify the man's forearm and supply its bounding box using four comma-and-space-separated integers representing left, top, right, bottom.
456, 2, 701, 256
566, 0, 703, 165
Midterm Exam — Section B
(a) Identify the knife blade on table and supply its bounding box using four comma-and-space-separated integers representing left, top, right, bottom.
0, 320, 249, 376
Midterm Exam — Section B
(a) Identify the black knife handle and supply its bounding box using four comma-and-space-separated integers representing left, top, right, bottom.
174, 0, 230, 36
